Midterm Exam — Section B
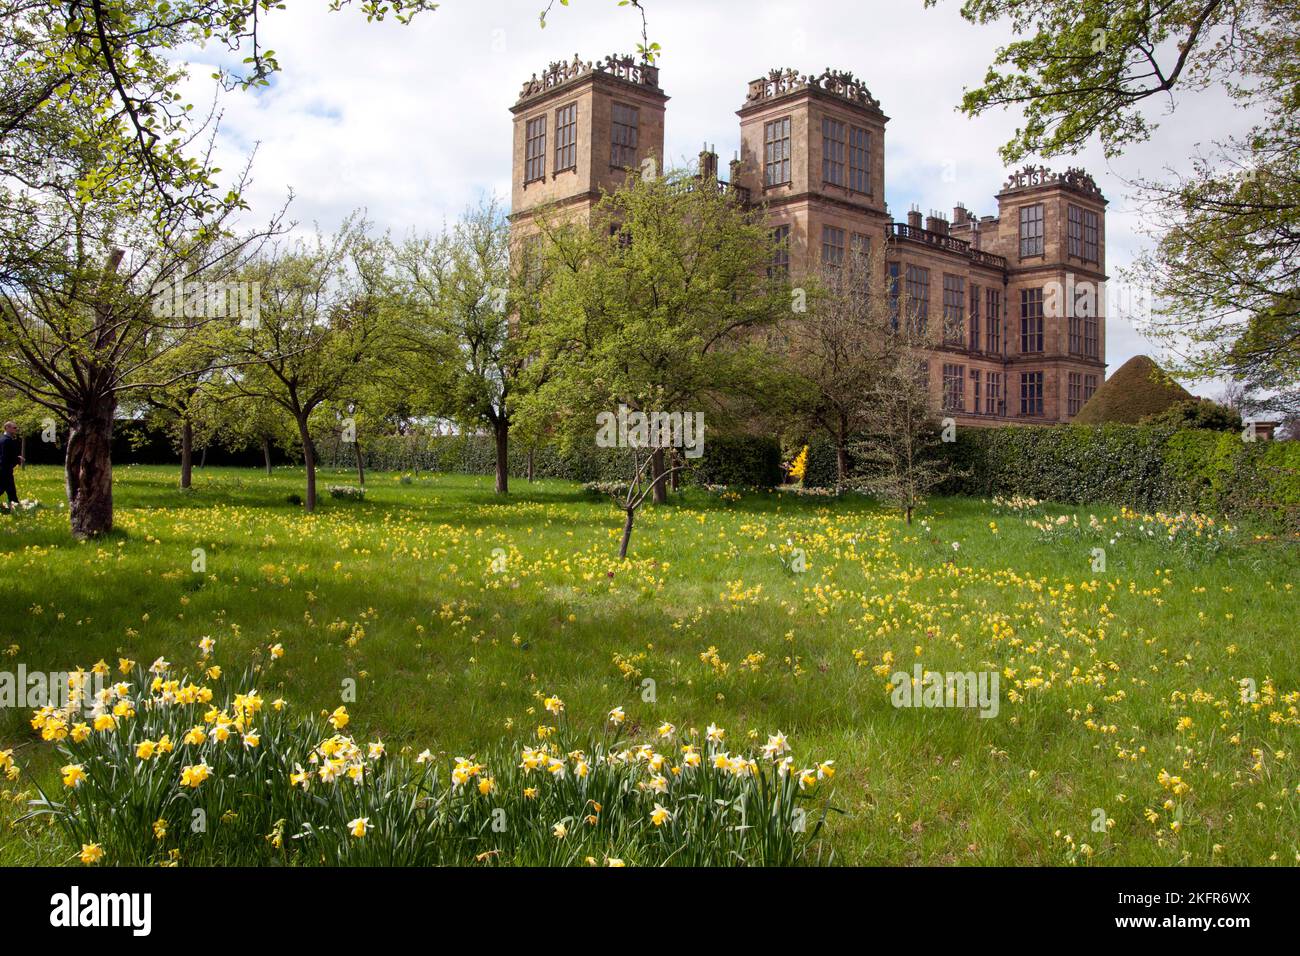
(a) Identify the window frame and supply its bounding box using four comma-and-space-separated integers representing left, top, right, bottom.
524, 115, 547, 184
554, 102, 577, 174
610, 102, 640, 169
1020, 287, 1044, 354
985, 288, 1001, 353
848, 126, 871, 194
942, 274, 965, 346
1067, 371, 1082, 416
1083, 209, 1099, 263
769, 224, 791, 278
1019, 203, 1044, 258
821, 117, 846, 187
821, 224, 846, 269
1020, 371, 1044, 417
905, 264, 930, 332
942, 362, 966, 412
764, 117, 792, 188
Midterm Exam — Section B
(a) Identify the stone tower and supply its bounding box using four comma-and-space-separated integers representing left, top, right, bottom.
508, 53, 668, 256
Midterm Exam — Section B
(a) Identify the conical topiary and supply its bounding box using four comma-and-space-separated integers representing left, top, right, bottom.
1073, 355, 1193, 425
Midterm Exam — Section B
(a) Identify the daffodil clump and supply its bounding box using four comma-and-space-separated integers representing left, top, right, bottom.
22, 647, 837, 867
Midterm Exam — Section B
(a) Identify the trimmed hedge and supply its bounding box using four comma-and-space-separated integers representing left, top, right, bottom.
317, 431, 785, 490
942, 424, 1299, 531
802, 432, 842, 489
684, 434, 782, 488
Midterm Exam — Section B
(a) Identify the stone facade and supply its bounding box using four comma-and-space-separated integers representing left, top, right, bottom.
508, 58, 1108, 425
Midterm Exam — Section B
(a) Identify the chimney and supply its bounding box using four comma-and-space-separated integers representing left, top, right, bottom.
953, 203, 968, 225
925, 211, 949, 235
729, 151, 742, 184
699, 143, 718, 180
906, 206, 923, 229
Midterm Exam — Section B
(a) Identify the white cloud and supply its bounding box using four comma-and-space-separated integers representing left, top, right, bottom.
177, 0, 1259, 398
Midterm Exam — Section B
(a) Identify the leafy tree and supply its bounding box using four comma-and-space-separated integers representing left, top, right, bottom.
847, 291, 948, 525
207, 387, 297, 474
223, 217, 394, 511
784, 242, 895, 484
1, 0, 436, 218
394, 200, 520, 494
521, 167, 787, 556
1142, 398, 1242, 431
0, 114, 273, 535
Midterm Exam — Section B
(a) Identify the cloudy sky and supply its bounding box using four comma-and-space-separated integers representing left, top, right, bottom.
180, 0, 1253, 397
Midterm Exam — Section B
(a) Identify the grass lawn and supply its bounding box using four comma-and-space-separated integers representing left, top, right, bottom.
0, 463, 1297, 866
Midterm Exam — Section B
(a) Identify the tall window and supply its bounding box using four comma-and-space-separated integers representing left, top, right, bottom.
1067, 372, 1083, 416
850, 232, 871, 263
1084, 314, 1099, 358
610, 103, 639, 167
1020, 371, 1044, 417
1020, 287, 1044, 353
1019, 203, 1044, 257
848, 126, 871, 193
887, 262, 901, 329
524, 116, 546, 183
942, 363, 966, 412
764, 117, 791, 187
822, 118, 846, 187
821, 225, 845, 268
986, 372, 1003, 415
1084, 374, 1098, 404
1068, 310, 1083, 355
969, 283, 981, 351
905, 264, 929, 332
942, 274, 965, 345
769, 225, 791, 277
986, 288, 1001, 353
971, 369, 982, 413
1067, 204, 1083, 259
1083, 209, 1099, 263
554, 103, 577, 173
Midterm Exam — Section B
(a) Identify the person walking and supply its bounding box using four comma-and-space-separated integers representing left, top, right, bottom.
0, 421, 23, 513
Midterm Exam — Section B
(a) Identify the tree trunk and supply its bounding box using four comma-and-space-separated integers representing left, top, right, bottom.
651, 448, 668, 505
199, 445, 207, 469
297, 415, 317, 511
618, 507, 635, 559
526, 448, 535, 483
262, 437, 273, 475
180, 418, 193, 489
65, 398, 116, 538
355, 440, 365, 486
493, 418, 509, 495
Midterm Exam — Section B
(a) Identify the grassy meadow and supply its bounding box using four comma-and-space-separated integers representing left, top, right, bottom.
0, 463, 1297, 866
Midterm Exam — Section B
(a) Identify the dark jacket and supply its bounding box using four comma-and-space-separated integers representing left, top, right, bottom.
0, 433, 19, 470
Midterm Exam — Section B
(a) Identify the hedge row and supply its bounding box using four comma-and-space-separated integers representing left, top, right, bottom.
317, 431, 785, 489
942, 424, 1299, 532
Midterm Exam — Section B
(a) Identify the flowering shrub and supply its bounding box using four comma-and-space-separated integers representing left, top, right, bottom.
787, 445, 809, 484
581, 480, 631, 498
21, 649, 838, 867
328, 485, 366, 501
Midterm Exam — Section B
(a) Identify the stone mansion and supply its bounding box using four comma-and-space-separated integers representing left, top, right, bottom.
508, 54, 1108, 426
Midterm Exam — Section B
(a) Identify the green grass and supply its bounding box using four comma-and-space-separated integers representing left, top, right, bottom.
1, 464, 1297, 866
